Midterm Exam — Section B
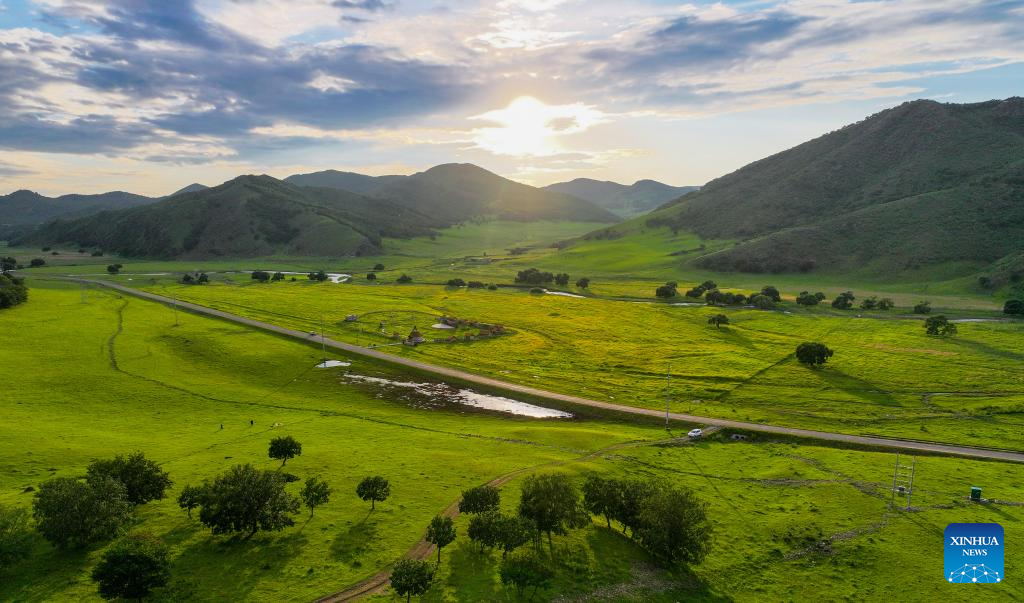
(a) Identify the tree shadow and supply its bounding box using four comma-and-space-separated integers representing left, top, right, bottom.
945, 337, 1024, 363
422, 539, 502, 602
811, 369, 901, 407
330, 520, 378, 564
171, 530, 310, 601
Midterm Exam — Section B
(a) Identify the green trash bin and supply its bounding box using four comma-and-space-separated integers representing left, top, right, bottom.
971, 486, 982, 501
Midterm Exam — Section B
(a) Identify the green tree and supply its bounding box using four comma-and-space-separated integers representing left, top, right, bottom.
0, 273, 29, 309
251, 270, 270, 282
554, 273, 570, 286
33, 476, 132, 549
366, 272, 377, 281
913, 301, 931, 314
300, 477, 331, 517
91, 533, 170, 601
500, 552, 554, 600
87, 452, 172, 506
795, 291, 822, 306
467, 511, 501, 552
582, 475, 620, 529
760, 285, 781, 302
271, 271, 284, 282
459, 485, 500, 514
1003, 299, 1024, 315
389, 558, 434, 602
494, 514, 532, 559
707, 314, 729, 329
831, 291, 855, 310
749, 293, 775, 310
635, 486, 712, 567
655, 282, 678, 299
446, 278, 466, 287
0, 257, 16, 271
197, 464, 299, 537
795, 342, 834, 366
860, 296, 878, 310
877, 298, 895, 310
308, 270, 329, 282
373, 263, 385, 271
575, 277, 590, 289
268, 436, 302, 466
924, 315, 957, 337
425, 515, 456, 565
396, 274, 413, 284
176, 484, 203, 518
517, 473, 588, 551
106, 264, 123, 275
356, 476, 390, 510
29, 258, 46, 267
611, 479, 656, 537
0, 504, 33, 569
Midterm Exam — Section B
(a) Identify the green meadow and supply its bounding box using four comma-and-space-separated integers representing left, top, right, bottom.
1, 282, 1022, 602
101, 273, 1024, 452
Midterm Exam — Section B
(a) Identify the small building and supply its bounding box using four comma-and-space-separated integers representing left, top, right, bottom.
407, 327, 426, 345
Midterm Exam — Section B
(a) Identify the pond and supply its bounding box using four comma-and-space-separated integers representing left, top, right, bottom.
343, 374, 572, 418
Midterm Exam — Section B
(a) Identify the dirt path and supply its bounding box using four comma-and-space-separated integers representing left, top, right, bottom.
67, 279, 1024, 464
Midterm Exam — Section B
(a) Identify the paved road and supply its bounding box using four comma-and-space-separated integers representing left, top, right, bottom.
72, 278, 1024, 464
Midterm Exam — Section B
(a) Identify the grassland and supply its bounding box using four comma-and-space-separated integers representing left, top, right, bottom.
91, 273, 1024, 453
2, 282, 1023, 602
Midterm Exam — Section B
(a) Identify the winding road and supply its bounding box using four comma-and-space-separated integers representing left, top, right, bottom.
69, 278, 1024, 464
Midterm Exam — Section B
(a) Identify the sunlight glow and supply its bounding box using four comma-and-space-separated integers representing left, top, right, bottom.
470, 96, 606, 157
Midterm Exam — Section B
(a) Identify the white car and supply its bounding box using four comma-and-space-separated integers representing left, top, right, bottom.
687, 428, 703, 439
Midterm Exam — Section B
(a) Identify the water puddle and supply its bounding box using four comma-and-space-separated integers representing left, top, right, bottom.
951, 318, 1006, 323
544, 290, 586, 298
317, 360, 352, 368
431, 323, 455, 330
344, 374, 572, 418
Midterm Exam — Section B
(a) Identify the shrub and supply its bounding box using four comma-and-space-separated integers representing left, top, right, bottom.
515, 268, 554, 284
913, 301, 932, 314
924, 315, 957, 336
1003, 299, 1024, 315
575, 277, 590, 289
831, 291, 855, 310
29, 258, 46, 267
446, 278, 466, 287
655, 282, 678, 298
396, 274, 413, 284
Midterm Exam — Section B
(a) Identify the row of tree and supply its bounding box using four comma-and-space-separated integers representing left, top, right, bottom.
391, 474, 714, 601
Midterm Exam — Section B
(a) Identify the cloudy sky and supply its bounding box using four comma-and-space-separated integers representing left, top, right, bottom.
0, 0, 1022, 196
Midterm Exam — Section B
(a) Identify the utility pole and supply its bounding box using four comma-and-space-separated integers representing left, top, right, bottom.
665, 363, 672, 430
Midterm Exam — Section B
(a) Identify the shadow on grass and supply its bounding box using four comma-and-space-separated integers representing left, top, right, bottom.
330, 520, 378, 564
172, 530, 310, 601
812, 369, 900, 407
946, 337, 1024, 363
422, 539, 504, 602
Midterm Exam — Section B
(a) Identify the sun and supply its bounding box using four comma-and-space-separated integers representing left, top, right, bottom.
470, 96, 604, 157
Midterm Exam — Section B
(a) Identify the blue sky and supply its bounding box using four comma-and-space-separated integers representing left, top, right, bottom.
0, 0, 1021, 195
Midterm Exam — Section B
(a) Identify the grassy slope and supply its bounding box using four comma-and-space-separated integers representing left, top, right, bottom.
3, 283, 1022, 602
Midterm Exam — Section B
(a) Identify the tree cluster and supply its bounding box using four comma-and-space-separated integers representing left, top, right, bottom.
796, 291, 826, 306
1003, 299, 1024, 315
860, 296, 894, 310
684, 280, 717, 298
582, 475, 712, 567
0, 256, 18, 271
913, 301, 931, 314
251, 270, 271, 283
181, 272, 210, 285
515, 268, 554, 285
655, 281, 678, 298
705, 289, 747, 306
831, 291, 856, 310
308, 270, 329, 282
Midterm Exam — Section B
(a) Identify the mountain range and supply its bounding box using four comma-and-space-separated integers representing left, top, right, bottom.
16, 164, 620, 259
602, 97, 1024, 277
543, 179, 698, 217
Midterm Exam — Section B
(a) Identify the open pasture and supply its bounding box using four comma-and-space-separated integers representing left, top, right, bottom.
2, 283, 1022, 602
119, 276, 1024, 451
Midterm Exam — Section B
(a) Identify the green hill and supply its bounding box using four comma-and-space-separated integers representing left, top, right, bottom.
598, 97, 1024, 277
290, 163, 619, 224
18, 175, 435, 259
0, 189, 155, 239
284, 169, 403, 194
544, 178, 698, 217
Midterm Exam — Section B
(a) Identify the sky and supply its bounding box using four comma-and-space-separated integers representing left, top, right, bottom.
0, 0, 1022, 196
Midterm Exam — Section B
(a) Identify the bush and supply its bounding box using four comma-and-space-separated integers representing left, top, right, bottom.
373, 263, 385, 271
446, 278, 466, 287
795, 342, 834, 366
396, 274, 413, 284
106, 264, 123, 275
795, 291, 824, 306
308, 270, 329, 282
913, 301, 932, 314
877, 298, 894, 310
91, 533, 170, 601
366, 272, 377, 281
29, 258, 46, 267
33, 476, 132, 548
655, 282, 678, 298
251, 271, 270, 283
515, 268, 554, 285
554, 273, 570, 286
575, 277, 590, 289
467, 281, 485, 288
487, 284, 498, 291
